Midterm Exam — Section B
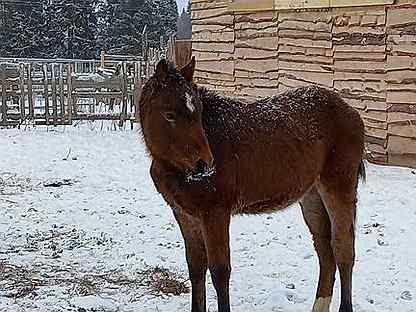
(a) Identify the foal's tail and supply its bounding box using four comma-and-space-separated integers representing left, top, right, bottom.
358, 159, 366, 183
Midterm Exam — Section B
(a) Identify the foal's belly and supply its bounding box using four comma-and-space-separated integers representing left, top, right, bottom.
231, 141, 326, 215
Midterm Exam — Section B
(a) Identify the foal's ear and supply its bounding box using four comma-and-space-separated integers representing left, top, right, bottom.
155, 59, 169, 83
180, 56, 196, 82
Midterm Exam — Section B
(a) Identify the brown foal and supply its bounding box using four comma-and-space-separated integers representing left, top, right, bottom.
139, 57, 366, 312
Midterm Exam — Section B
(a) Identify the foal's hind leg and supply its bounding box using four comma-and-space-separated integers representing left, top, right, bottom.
174, 210, 208, 312
318, 170, 359, 312
300, 186, 336, 312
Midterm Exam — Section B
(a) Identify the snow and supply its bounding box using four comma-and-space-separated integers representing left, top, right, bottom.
0, 125, 415, 312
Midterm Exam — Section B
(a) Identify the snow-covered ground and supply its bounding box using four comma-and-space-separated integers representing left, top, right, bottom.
0, 124, 415, 312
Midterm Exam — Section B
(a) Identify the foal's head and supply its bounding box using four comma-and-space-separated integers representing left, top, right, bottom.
139, 57, 214, 174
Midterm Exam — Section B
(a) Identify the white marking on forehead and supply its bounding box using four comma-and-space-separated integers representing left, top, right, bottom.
186, 93, 195, 113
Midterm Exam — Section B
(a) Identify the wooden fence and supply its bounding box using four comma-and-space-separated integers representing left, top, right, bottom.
0, 51, 163, 127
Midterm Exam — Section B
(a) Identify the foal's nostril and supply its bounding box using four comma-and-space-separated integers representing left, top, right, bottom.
195, 159, 208, 174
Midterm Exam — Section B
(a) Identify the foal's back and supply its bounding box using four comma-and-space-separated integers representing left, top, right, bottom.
200, 85, 364, 213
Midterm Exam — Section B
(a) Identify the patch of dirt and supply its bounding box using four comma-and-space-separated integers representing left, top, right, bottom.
0, 259, 189, 301
0, 172, 34, 195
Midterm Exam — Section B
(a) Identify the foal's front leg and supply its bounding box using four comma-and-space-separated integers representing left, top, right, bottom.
201, 212, 232, 312
174, 210, 208, 312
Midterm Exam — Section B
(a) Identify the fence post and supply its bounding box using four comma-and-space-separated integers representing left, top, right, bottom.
67, 63, 73, 123
19, 64, 25, 123
134, 61, 142, 122
42, 64, 50, 125
59, 64, 64, 122
27, 63, 34, 120
1, 73, 6, 126
51, 64, 58, 126
100, 51, 105, 68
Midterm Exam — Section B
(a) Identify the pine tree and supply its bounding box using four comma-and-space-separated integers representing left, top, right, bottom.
45, 0, 97, 58
0, 0, 46, 57
156, 0, 178, 44
176, 7, 191, 40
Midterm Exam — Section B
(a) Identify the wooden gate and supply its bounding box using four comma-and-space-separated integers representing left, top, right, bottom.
0, 53, 162, 127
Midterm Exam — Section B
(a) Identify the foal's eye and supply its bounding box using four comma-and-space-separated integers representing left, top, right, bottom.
164, 111, 176, 123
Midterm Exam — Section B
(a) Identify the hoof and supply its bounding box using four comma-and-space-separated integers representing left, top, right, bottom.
312, 296, 331, 312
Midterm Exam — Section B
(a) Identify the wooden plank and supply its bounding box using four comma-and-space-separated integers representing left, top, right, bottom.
59, 64, 65, 119
230, 0, 274, 11
67, 64, 73, 122
1, 75, 6, 125
387, 90, 416, 104
236, 58, 278, 73
19, 64, 25, 122
387, 135, 416, 154
134, 61, 141, 122
27, 64, 34, 119
274, 0, 330, 10
331, 0, 394, 7
388, 153, 416, 169
51, 64, 58, 126
386, 8, 416, 27
121, 62, 128, 124
43, 64, 50, 125
388, 122, 416, 138
388, 112, 416, 123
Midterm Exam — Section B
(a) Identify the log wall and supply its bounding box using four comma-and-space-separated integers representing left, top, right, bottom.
191, 0, 416, 168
